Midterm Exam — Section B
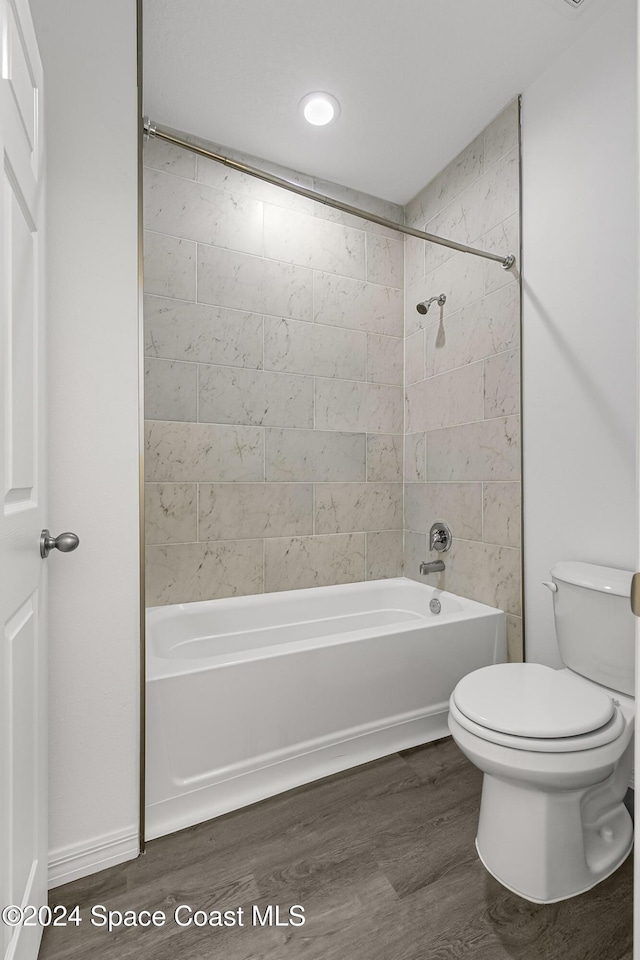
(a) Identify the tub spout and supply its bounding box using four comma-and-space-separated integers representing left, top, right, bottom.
420, 559, 445, 575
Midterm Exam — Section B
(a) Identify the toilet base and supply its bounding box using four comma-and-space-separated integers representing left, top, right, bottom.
475, 836, 633, 904
475, 769, 634, 903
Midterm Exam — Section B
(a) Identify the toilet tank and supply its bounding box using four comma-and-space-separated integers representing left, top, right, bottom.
551, 562, 635, 697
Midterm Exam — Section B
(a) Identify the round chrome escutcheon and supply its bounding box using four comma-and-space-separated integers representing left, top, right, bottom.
429, 598, 441, 615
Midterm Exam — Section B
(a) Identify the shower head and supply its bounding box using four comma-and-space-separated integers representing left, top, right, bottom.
416, 294, 446, 315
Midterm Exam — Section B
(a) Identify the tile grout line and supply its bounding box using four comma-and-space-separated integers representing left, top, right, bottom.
194, 236, 198, 302
146, 355, 404, 387
405, 340, 520, 386
145, 290, 404, 340
146, 227, 404, 291
147, 528, 407, 548
364, 231, 368, 286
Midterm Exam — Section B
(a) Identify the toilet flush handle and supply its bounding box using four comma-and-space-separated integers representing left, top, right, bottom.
542, 581, 558, 593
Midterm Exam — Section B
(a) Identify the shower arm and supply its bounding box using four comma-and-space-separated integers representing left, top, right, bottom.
143, 119, 516, 270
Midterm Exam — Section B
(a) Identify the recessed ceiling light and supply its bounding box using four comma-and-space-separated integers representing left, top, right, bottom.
300, 92, 340, 126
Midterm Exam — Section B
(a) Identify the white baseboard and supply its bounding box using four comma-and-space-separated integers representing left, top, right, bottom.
48, 829, 139, 889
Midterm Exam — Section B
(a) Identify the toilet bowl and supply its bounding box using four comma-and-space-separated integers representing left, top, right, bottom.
448, 562, 636, 904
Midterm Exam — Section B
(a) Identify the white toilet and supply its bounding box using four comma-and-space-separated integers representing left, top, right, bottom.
448, 561, 635, 904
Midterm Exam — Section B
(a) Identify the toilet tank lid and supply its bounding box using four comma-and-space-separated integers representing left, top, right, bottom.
551, 562, 633, 597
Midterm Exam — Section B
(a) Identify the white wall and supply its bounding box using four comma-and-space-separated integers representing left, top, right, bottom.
522, 0, 638, 667
29, 0, 141, 883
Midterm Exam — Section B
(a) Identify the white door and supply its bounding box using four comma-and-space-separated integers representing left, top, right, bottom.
0, 2, 46, 959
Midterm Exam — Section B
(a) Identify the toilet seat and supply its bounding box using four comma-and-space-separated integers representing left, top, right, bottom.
451, 663, 625, 753
449, 695, 625, 752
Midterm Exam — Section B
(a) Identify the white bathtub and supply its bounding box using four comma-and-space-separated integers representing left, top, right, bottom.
146, 577, 506, 840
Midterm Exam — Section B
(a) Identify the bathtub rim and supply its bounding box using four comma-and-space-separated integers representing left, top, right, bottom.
146, 577, 506, 680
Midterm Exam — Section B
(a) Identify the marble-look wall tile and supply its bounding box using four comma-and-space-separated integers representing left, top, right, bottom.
315, 379, 403, 434
406, 361, 484, 434
404, 530, 428, 583
481, 146, 520, 232
265, 428, 366, 482
144, 358, 197, 422
484, 100, 519, 170
421, 149, 519, 263
406, 253, 484, 337
315, 483, 402, 534
197, 155, 315, 215
366, 531, 403, 580
198, 365, 314, 429
418, 538, 521, 616
366, 334, 403, 385
484, 215, 519, 296
366, 234, 403, 288
145, 420, 264, 482
403, 106, 521, 633
426, 416, 520, 482
146, 539, 263, 605
484, 349, 520, 419
312, 178, 402, 238
405, 329, 425, 386
404, 235, 425, 288
423, 231, 460, 277
404, 483, 482, 541
264, 316, 366, 381
145, 296, 264, 369
144, 168, 263, 256
404, 432, 426, 482
405, 133, 484, 228
144, 139, 196, 179
313, 273, 403, 337
507, 615, 524, 663
404, 381, 430, 436
425, 283, 519, 378
143, 148, 422, 604
264, 534, 365, 592
199, 483, 313, 541
427, 246, 486, 301
483, 482, 521, 548
314, 203, 400, 239
144, 231, 196, 301
367, 434, 403, 482
264, 205, 365, 280
145, 483, 197, 544
198, 245, 313, 321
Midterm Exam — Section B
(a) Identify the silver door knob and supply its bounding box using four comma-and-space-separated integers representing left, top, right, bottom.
40, 529, 80, 559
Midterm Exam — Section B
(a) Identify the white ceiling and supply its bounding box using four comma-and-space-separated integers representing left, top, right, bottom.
143, 0, 607, 204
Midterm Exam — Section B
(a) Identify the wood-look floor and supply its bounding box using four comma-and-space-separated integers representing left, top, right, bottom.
39, 738, 633, 960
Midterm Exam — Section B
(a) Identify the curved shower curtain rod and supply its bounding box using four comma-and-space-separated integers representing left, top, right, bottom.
143, 119, 516, 270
